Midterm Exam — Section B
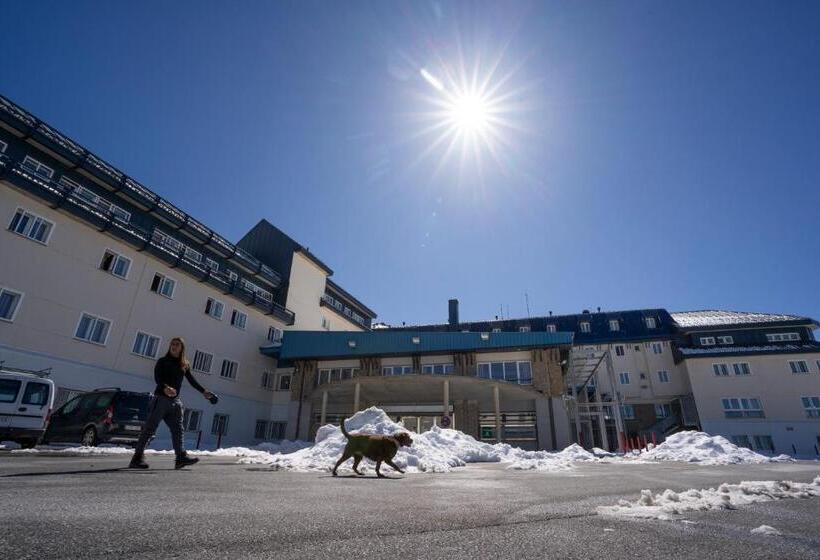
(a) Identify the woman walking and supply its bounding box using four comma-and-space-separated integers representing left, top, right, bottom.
129, 337, 215, 469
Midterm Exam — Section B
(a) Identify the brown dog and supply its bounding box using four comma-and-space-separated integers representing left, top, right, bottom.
332, 418, 413, 477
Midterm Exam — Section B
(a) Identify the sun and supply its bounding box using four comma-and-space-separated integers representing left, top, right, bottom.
447, 93, 491, 134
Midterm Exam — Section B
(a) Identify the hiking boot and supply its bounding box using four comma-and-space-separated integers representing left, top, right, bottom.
175, 455, 199, 469
129, 455, 149, 469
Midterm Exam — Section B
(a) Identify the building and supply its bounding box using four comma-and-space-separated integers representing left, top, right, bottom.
0, 94, 374, 447
382, 301, 820, 455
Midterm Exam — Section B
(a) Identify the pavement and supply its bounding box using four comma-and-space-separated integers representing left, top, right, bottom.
0, 453, 819, 559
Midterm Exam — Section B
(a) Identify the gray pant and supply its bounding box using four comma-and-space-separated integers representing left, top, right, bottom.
133, 395, 186, 458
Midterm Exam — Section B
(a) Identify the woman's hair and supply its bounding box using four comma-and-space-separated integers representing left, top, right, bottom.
165, 337, 190, 371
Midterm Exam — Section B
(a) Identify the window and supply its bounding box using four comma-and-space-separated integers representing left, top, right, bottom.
657, 370, 670, 383
256, 420, 286, 440
8, 208, 54, 244
74, 313, 111, 345
99, 250, 131, 279
22, 382, 50, 406
519, 326, 531, 333
192, 351, 213, 374
476, 361, 532, 384
421, 364, 455, 374
211, 413, 229, 435
712, 363, 730, 377
382, 365, 413, 376
766, 332, 800, 342
732, 362, 751, 376
491, 328, 501, 333
64, 180, 131, 223
753, 435, 775, 453
150, 273, 176, 299
721, 397, 764, 418
651, 342, 662, 354
619, 372, 630, 385
0, 379, 22, 403
717, 336, 734, 345
220, 359, 238, 380
321, 316, 330, 330
801, 396, 820, 418
579, 322, 591, 333
609, 320, 620, 332
645, 317, 657, 329
205, 257, 220, 272
0, 287, 23, 322
255, 420, 268, 439
614, 345, 625, 357
267, 327, 283, 343
261, 371, 275, 390
789, 360, 809, 374
205, 297, 224, 319
654, 404, 672, 418
184, 246, 202, 263
277, 373, 292, 391
731, 435, 752, 449
621, 405, 635, 420
183, 409, 202, 431
132, 331, 160, 359
230, 310, 247, 330
546, 324, 556, 333
700, 337, 716, 346
22, 155, 54, 179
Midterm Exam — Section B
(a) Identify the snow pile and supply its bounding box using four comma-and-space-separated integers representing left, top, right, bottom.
242, 407, 604, 473
242, 407, 502, 473
640, 431, 792, 465
0, 441, 22, 450
598, 477, 820, 520
10, 442, 310, 460
750, 525, 782, 536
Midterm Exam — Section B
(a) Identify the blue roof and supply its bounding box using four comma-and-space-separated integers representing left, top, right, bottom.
264, 330, 574, 361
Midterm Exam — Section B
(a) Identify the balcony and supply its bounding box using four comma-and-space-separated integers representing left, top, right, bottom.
320, 293, 369, 329
152, 197, 187, 228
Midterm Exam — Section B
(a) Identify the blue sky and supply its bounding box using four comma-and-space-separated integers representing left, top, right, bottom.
2, 1, 819, 325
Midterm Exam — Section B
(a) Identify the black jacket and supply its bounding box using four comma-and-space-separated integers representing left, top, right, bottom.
153, 356, 206, 397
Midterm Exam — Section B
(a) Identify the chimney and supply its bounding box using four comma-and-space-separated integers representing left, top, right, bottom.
448, 299, 459, 326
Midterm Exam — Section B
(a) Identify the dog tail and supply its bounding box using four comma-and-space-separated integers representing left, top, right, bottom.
340, 418, 349, 438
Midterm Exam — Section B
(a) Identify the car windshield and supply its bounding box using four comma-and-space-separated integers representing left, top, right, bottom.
0, 379, 22, 403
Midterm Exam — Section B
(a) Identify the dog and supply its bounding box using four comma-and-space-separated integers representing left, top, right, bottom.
331, 418, 413, 478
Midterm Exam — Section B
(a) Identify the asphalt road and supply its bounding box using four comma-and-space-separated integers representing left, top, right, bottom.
0, 453, 818, 559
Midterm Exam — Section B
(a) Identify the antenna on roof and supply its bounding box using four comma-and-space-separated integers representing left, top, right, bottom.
525, 292, 531, 318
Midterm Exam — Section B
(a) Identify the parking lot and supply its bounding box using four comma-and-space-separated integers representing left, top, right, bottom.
1, 453, 819, 559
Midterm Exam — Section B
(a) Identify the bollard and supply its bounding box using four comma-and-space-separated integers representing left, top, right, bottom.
216, 430, 223, 450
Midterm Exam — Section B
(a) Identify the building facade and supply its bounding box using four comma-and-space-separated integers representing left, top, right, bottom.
0, 95, 374, 447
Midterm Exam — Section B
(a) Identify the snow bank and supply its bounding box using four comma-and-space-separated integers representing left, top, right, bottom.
9, 441, 310, 460
751, 525, 782, 536
1, 440, 22, 450
640, 431, 792, 465
241, 407, 604, 473
598, 477, 820, 520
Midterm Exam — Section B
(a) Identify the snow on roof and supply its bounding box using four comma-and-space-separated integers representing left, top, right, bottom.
671, 310, 810, 328
678, 343, 820, 356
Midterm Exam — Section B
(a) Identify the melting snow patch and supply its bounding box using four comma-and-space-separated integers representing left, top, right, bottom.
639, 431, 793, 465
750, 525, 782, 536
598, 477, 820, 521
10, 441, 310, 461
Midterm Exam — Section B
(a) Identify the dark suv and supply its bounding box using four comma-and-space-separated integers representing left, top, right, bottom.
42, 389, 152, 447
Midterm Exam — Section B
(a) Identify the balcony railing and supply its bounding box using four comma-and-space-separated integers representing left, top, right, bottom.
320, 293, 369, 328
2, 157, 294, 325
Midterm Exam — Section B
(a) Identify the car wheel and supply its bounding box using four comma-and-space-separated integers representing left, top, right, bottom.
81, 427, 98, 447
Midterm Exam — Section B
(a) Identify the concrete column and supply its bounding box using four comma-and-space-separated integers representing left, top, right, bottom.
320, 390, 328, 425
493, 384, 502, 443
353, 382, 361, 414
595, 381, 610, 451
605, 348, 626, 452
571, 384, 582, 445
443, 379, 450, 418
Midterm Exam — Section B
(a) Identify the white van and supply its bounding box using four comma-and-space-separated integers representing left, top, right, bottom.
0, 368, 55, 449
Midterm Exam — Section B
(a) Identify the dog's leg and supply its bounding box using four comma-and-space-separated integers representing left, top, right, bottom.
332, 451, 352, 476
385, 458, 405, 474
376, 461, 386, 478
352, 455, 364, 475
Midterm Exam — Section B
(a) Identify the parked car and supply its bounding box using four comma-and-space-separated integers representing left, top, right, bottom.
43, 388, 152, 447
0, 369, 55, 449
